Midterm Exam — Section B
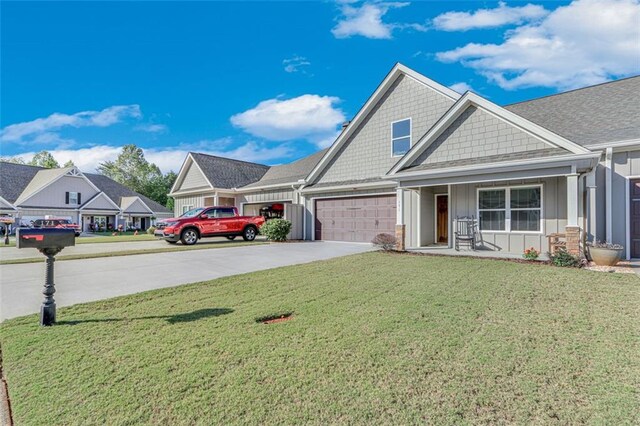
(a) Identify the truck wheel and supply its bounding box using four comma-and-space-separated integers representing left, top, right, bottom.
226, 236, 236, 241
180, 229, 199, 245
242, 226, 257, 241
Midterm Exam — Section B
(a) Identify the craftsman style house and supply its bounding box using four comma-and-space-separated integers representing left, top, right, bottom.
170, 64, 639, 258
0, 163, 173, 232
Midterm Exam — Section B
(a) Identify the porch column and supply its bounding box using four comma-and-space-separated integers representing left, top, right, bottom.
214, 192, 219, 206
586, 169, 597, 242
395, 187, 406, 251
566, 173, 581, 255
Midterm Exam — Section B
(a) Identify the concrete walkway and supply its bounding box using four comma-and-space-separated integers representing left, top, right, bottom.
0, 242, 371, 321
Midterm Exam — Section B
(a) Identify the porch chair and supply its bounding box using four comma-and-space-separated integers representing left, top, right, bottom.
454, 216, 477, 251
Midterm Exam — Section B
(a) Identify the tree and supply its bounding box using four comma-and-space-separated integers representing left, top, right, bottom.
63, 159, 75, 167
98, 144, 176, 207
0, 156, 26, 164
29, 151, 60, 168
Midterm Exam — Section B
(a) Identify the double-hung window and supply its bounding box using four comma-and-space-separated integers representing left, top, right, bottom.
391, 118, 411, 156
477, 186, 542, 232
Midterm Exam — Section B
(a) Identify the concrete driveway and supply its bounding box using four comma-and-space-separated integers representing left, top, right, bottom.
0, 237, 267, 261
0, 242, 371, 321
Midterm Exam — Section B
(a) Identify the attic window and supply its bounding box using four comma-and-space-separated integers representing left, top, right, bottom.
391, 118, 411, 156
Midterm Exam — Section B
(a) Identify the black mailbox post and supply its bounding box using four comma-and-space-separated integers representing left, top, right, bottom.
16, 228, 76, 326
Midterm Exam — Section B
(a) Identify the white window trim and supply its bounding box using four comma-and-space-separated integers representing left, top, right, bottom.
476, 184, 544, 234
69, 192, 79, 205
391, 117, 412, 158
182, 204, 194, 214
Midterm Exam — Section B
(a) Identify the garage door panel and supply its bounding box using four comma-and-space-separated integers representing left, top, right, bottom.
315, 195, 396, 242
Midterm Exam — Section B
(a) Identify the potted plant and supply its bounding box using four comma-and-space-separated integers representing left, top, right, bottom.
587, 240, 624, 266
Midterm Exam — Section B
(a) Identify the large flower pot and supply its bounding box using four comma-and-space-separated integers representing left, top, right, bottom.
589, 247, 623, 266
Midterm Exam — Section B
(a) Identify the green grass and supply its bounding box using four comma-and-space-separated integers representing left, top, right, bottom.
0, 240, 267, 264
1, 252, 638, 425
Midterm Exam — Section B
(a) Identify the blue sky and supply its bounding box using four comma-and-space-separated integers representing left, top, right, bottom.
1, 0, 639, 173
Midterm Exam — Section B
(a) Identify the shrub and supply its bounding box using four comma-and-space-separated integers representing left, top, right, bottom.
523, 247, 540, 260
146, 226, 156, 235
549, 248, 582, 267
372, 233, 397, 251
260, 219, 292, 242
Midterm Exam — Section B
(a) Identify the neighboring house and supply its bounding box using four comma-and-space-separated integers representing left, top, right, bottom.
171, 63, 640, 258
0, 162, 173, 231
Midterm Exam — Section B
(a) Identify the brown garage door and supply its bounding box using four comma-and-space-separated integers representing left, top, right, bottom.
315, 195, 396, 242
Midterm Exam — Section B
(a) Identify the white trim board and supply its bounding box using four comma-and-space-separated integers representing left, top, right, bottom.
80, 192, 121, 212
170, 153, 215, 195
15, 167, 101, 207
388, 92, 591, 175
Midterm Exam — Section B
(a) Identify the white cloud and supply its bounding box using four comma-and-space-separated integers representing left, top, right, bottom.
283, 56, 311, 74
1, 105, 141, 143
433, 2, 548, 31
134, 123, 168, 133
12, 141, 295, 174
435, 0, 640, 90
449, 82, 474, 94
332, 1, 423, 39
230, 94, 346, 147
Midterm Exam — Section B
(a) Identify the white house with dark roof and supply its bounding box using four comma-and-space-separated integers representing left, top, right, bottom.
0, 162, 173, 232
171, 63, 639, 258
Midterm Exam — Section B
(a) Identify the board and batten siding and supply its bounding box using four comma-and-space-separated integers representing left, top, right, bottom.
21, 176, 98, 208
173, 195, 204, 216
452, 177, 566, 253
609, 150, 640, 250
314, 75, 455, 185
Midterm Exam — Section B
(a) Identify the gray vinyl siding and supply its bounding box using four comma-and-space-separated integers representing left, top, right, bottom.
302, 187, 396, 240
452, 177, 566, 254
240, 189, 295, 204
412, 106, 554, 167
173, 195, 204, 216
83, 194, 117, 210
123, 198, 151, 214
314, 75, 455, 185
609, 150, 640, 250
21, 176, 98, 208
177, 163, 210, 191
404, 177, 567, 253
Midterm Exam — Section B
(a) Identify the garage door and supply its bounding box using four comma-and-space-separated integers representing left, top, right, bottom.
315, 195, 396, 242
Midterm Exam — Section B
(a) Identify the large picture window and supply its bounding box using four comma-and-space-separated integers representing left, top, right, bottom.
391, 118, 411, 156
477, 186, 542, 232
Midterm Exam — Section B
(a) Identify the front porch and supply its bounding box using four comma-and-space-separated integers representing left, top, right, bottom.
395, 170, 589, 257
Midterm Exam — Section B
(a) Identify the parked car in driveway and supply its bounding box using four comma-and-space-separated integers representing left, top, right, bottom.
31, 218, 81, 236
155, 206, 265, 245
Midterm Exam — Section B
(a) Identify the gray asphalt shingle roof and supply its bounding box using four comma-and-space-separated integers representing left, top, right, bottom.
0, 161, 171, 214
241, 149, 328, 189
505, 76, 640, 147
84, 173, 171, 214
189, 153, 270, 189
0, 162, 44, 204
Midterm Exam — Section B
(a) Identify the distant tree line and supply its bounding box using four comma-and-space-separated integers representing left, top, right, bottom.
1, 145, 176, 209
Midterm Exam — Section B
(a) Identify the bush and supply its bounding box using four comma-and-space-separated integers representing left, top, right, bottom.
372, 233, 397, 251
549, 248, 582, 267
260, 219, 292, 242
146, 226, 156, 235
587, 240, 624, 249
523, 247, 540, 260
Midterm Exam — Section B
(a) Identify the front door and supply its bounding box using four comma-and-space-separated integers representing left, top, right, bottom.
436, 195, 448, 244
630, 179, 640, 258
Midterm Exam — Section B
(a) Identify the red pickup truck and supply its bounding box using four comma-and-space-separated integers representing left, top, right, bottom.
155, 206, 265, 245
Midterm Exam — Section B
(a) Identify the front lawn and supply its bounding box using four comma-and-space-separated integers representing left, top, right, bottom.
1, 253, 638, 424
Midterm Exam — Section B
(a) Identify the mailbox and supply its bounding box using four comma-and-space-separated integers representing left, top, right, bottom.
16, 228, 76, 250
15, 227, 76, 326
